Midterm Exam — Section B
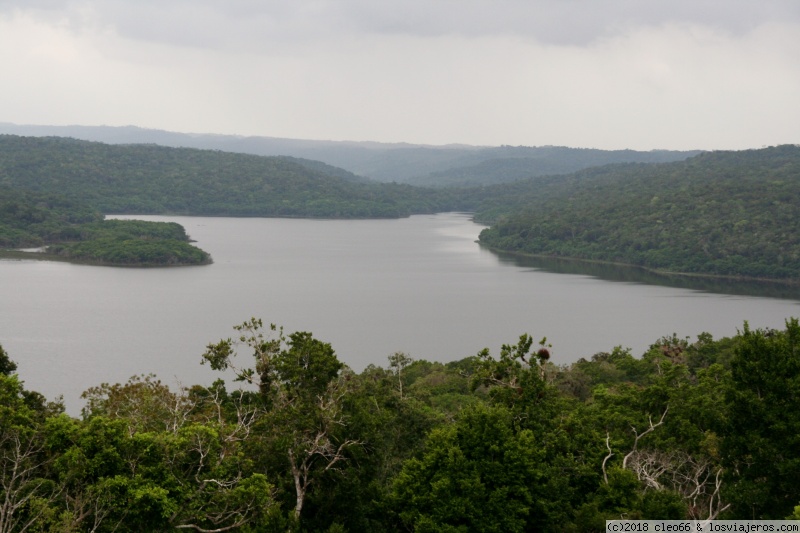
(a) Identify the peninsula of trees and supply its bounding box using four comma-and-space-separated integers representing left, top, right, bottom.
1, 318, 799, 531
0, 187, 210, 266
476, 145, 800, 282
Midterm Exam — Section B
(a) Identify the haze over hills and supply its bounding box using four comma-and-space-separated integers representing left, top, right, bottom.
0, 123, 701, 186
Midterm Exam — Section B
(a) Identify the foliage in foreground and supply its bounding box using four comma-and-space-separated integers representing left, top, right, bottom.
2, 318, 800, 531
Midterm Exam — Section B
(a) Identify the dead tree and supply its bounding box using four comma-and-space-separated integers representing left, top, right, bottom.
286, 378, 360, 521
0, 430, 58, 533
625, 448, 730, 520
622, 406, 669, 470
603, 406, 669, 484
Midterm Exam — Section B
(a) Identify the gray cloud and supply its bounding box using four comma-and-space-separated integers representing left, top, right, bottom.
5, 0, 800, 49
1, 0, 798, 149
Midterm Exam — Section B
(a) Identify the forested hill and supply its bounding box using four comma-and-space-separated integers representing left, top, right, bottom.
0, 123, 700, 185
0, 135, 453, 217
477, 145, 800, 281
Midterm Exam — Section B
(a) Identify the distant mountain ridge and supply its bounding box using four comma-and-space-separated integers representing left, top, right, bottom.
0, 123, 701, 185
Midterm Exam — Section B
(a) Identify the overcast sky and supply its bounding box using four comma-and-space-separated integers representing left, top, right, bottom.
1, 1, 798, 150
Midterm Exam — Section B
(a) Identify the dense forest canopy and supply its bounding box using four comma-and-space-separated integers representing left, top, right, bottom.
0, 186, 101, 247
1, 318, 799, 531
0, 135, 456, 218
477, 145, 800, 281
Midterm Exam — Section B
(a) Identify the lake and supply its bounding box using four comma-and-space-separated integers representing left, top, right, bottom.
2, 212, 799, 414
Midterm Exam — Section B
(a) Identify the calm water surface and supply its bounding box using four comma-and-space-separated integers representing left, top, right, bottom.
2, 213, 798, 414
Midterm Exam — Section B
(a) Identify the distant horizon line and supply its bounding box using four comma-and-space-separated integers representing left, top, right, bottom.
0, 121, 714, 153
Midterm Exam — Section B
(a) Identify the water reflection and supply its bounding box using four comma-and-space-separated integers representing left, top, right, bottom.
486, 248, 800, 300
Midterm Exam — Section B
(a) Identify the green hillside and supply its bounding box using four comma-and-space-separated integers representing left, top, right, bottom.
477, 145, 800, 281
0, 135, 454, 217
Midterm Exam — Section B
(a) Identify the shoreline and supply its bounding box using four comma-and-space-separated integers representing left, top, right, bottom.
477, 243, 800, 287
0, 249, 213, 268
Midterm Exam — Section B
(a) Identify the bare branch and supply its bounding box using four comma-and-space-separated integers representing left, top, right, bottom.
0, 430, 60, 533
174, 519, 250, 532
602, 432, 614, 484
623, 448, 730, 521
622, 406, 668, 470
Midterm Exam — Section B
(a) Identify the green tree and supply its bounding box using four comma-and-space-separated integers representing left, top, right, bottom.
0, 345, 16, 377
470, 335, 603, 530
0, 374, 58, 532
722, 319, 800, 518
305, 356, 463, 531
57, 374, 274, 532
390, 402, 544, 532
202, 319, 358, 528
